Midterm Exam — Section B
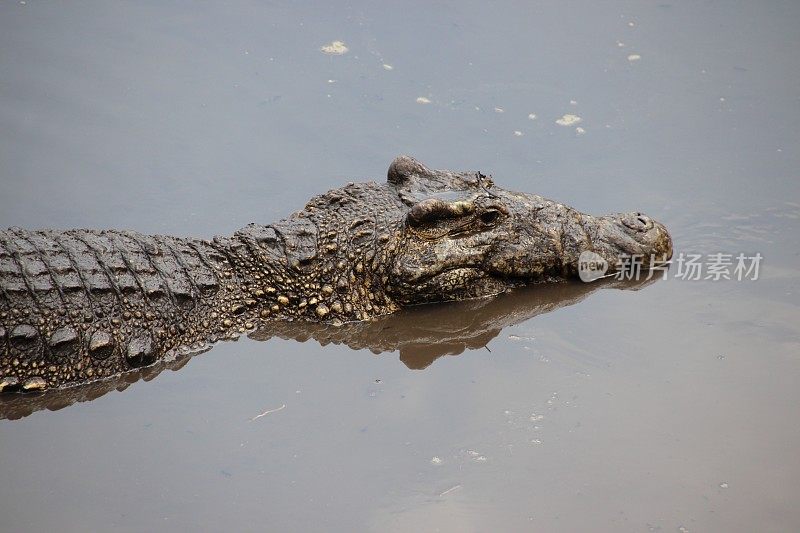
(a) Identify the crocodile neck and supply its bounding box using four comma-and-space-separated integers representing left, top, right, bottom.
217, 217, 402, 327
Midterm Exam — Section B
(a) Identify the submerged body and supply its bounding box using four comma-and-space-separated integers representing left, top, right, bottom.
0, 278, 654, 420
0, 156, 672, 392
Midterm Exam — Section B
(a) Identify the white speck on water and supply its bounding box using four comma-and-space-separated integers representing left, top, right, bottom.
244, 50, 250, 55
475, 455, 488, 462
531, 439, 542, 445
546, 392, 558, 406
570, 99, 578, 105
528, 113, 537, 120
719, 97, 726, 102
439, 485, 462, 496
556, 114, 582, 126
416, 96, 431, 104
576, 127, 586, 134
530, 413, 544, 421
249, 403, 286, 422
320, 40, 349, 55
327, 79, 336, 84
430, 456, 442, 465
628, 54, 642, 62
494, 107, 504, 113
678, 526, 690, 533
382, 63, 394, 70
617, 41, 625, 47
513, 130, 523, 137
628, 21, 635, 27
719, 482, 729, 489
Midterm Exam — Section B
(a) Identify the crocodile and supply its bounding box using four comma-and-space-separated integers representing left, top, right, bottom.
0, 156, 672, 393
0, 277, 657, 420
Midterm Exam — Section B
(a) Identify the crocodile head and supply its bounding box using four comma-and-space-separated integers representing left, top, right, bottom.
385, 156, 672, 304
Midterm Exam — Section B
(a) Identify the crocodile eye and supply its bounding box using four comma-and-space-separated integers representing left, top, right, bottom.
479, 209, 502, 225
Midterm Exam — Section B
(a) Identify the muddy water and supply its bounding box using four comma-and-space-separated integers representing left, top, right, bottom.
1, 2, 798, 532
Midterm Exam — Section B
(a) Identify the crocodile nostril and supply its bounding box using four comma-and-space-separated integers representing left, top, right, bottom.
621, 212, 654, 232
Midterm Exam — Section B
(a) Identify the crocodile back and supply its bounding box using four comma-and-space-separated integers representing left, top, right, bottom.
0, 228, 226, 390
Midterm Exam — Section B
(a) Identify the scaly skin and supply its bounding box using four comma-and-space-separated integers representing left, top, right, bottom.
0, 277, 655, 420
0, 156, 672, 392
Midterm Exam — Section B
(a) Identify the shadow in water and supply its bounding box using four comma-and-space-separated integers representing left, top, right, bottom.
0, 278, 657, 420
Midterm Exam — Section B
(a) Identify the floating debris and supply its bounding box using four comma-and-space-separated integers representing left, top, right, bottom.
528, 113, 537, 120
513, 130, 524, 137
628, 21, 635, 27
439, 485, 462, 496
249, 403, 286, 422
320, 41, 349, 55
617, 41, 626, 47
576, 127, 586, 135
382, 63, 394, 70
494, 107, 505, 113
430, 456, 442, 465
719, 482, 729, 489
627, 54, 642, 62
416, 96, 431, 104
556, 114, 582, 126
570, 99, 578, 105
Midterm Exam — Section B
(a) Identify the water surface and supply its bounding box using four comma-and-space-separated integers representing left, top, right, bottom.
1, 2, 799, 531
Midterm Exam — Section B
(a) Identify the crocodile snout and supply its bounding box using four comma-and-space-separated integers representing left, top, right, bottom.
595, 211, 673, 263
621, 212, 655, 232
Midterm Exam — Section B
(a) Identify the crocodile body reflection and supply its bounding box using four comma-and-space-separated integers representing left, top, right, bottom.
0, 278, 657, 420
